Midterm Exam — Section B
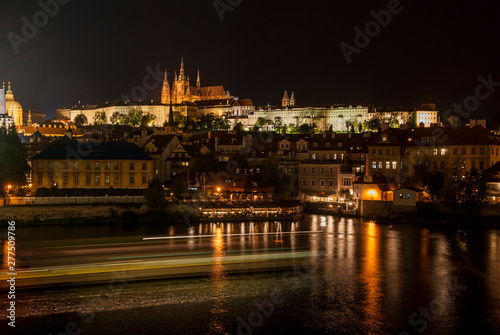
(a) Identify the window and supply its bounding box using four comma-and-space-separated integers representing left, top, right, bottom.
329, 181, 334, 187
74, 175, 79, 183
378, 149, 383, 155
386, 149, 390, 155
95, 175, 100, 183
405, 194, 410, 199
312, 168, 315, 174
392, 149, 397, 155
480, 161, 484, 170
343, 178, 352, 186
330, 167, 333, 174
142, 163, 147, 170
433, 149, 438, 156
440, 149, 446, 156
311, 180, 315, 187
48, 161, 54, 170
130, 163, 135, 170
37, 161, 43, 169
320, 168, 324, 174
453, 148, 457, 155
471, 161, 476, 169
433, 161, 438, 169
129, 175, 135, 184
302, 167, 306, 174
372, 149, 376, 155
63, 163, 68, 170
63, 174, 68, 183
392, 161, 397, 170
312, 154, 316, 160
95, 162, 100, 170
86, 175, 91, 183
399, 194, 403, 199
386, 161, 390, 169
105, 163, 111, 170
38, 174, 43, 183
417, 150, 421, 156
320, 180, 325, 186
480, 148, 485, 155
86, 163, 91, 170
114, 175, 119, 184
105, 175, 110, 184
142, 176, 147, 184
461, 148, 466, 155
73, 161, 79, 169
378, 161, 383, 169
471, 148, 476, 155
114, 162, 119, 170
302, 180, 306, 186
425, 149, 429, 156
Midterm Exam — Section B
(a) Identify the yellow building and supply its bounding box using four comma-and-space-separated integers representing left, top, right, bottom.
4, 82, 23, 126
31, 137, 154, 191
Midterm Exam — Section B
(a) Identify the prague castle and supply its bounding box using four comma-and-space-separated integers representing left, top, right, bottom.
161, 58, 232, 104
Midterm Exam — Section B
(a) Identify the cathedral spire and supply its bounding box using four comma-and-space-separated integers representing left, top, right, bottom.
179, 57, 185, 80
196, 70, 201, 89
161, 70, 170, 104
5, 82, 14, 101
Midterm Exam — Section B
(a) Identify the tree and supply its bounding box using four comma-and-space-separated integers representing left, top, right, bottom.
259, 155, 293, 200
274, 116, 282, 131
443, 166, 487, 213
426, 171, 444, 200
0, 124, 30, 198
363, 116, 381, 131
93, 111, 107, 125
145, 178, 167, 210
233, 122, 245, 132
298, 123, 311, 134
74, 114, 88, 127
446, 115, 460, 126
110, 112, 122, 125
128, 109, 143, 127
141, 113, 156, 127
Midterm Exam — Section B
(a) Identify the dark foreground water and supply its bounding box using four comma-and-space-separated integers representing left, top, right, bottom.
2, 215, 500, 335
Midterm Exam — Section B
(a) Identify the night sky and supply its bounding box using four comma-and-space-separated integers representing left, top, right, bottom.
1, 0, 499, 120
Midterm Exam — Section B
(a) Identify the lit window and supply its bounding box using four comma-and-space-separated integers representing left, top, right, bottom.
95, 175, 100, 183
392, 161, 397, 169
386, 161, 390, 169
95, 162, 100, 170
441, 149, 446, 155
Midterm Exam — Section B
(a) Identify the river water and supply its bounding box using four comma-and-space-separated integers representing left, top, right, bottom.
2, 215, 500, 334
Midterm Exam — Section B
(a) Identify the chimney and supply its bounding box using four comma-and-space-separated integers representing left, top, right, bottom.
331, 132, 335, 139
322, 132, 327, 138
364, 175, 373, 183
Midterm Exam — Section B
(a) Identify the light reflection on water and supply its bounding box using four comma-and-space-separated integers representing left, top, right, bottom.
7, 216, 500, 334
209, 226, 227, 335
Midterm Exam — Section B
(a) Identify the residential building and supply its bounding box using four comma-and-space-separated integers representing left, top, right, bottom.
31, 136, 154, 191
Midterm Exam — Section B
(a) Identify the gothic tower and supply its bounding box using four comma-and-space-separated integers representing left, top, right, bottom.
161, 70, 170, 104
290, 91, 296, 106
282, 90, 289, 107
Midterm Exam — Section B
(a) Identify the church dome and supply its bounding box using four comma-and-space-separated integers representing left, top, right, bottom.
4, 83, 23, 126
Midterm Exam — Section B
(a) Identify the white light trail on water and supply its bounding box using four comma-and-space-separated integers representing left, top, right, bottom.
143, 231, 324, 241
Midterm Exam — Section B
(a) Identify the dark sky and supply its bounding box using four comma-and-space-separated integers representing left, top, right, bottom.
1, 0, 499, 119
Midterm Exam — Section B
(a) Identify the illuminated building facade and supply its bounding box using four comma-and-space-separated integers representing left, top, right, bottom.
3, 82, 23, 126
161, 58, 232, 105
